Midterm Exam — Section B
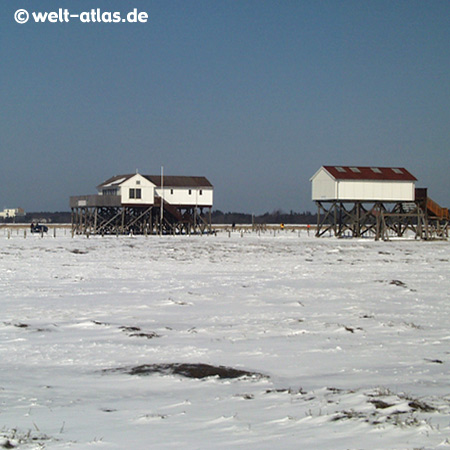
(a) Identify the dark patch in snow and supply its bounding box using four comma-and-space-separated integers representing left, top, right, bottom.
331, 410, 366, 421
69, 249, 87, 254
119, 326, 141, 332
404, 322, 423, 330
324, 388, 443, 428
104, 363, 267, 380
408, 399, 436, 412
118, 325, 160, 339
0, 429, 57, 448
389, 279, 407, 287
236, 393, 254, 400
360, 314, 374, 319
129, 332, 160, 339
424, 358, 443, 364
265, 387, 306, 395
338, 324, 363, 333
92, 320, 110, 326
327, 387, 344, 393
370, 399, 394, 409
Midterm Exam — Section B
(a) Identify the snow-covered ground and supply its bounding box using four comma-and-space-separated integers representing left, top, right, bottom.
0, 229, 449, 449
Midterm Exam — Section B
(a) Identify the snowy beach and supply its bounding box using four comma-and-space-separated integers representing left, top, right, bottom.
1, 230, 449, 449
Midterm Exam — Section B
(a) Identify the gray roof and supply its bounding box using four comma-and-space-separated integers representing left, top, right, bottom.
145, 175, 213, 188
97, 174, 135, 188
98, 174, 213, 189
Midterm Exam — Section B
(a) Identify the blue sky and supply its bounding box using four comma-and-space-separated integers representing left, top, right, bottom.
1, 1, 449, 213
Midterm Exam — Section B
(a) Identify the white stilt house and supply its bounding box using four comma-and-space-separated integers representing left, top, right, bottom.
311, 166, 417, 202
71, 172, 214, 235
97, 173, 213, 207
310, 165, 448, 240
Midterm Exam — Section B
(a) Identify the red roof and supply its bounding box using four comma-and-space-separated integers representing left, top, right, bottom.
323, 166, 417, 181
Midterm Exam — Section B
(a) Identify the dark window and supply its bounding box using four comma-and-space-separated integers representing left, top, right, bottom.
189, 189, 192, 195
103, 188, 118, 196
136, 188, 141, 199
170, 189, 174, 195
199, 190, 203, 195
129, 188, 135, 199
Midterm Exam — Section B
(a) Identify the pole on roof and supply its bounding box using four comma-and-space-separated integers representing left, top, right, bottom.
160, 166, 164, 234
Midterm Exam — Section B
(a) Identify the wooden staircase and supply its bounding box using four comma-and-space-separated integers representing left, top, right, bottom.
154, 196, 185, 222
415, 188, 448, 219
425, 197, 449, 219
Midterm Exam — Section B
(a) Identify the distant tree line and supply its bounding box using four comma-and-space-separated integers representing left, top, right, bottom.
211, 210, 316, 225
0, 211, 72, 224
2, 210, 317, 225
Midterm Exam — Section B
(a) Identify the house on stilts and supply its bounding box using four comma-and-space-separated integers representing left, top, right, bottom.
70, 172, 213, 235
311, 166, 448, 240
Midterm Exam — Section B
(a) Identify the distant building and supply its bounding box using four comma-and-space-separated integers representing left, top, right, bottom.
0, 207, 25, 219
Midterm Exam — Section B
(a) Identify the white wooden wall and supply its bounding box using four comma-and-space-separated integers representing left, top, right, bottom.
157, 187, 213, 207
311, 169, 337, 200
337, 180, 414, 201
119, 174, 155, 204
311, 168, 415, 201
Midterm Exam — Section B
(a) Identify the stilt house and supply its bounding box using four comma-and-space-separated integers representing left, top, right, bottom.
70, 173, 213, 235
311, 166, 448, 240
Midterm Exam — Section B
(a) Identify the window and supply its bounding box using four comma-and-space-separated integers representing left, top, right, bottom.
350, 167, 361, 173
371, 167, 382, 173
392, 168, 403, 174
129, 188, 142, 199
199, 190, 203, 195
170, 189, 173, 195
103, 188, 118, 196
189, 189, 192, 195
336, 167, 346, 172
136, 180, 141, 185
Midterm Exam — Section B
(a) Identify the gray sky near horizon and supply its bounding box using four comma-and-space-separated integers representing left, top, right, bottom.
1, 0, 449, 214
